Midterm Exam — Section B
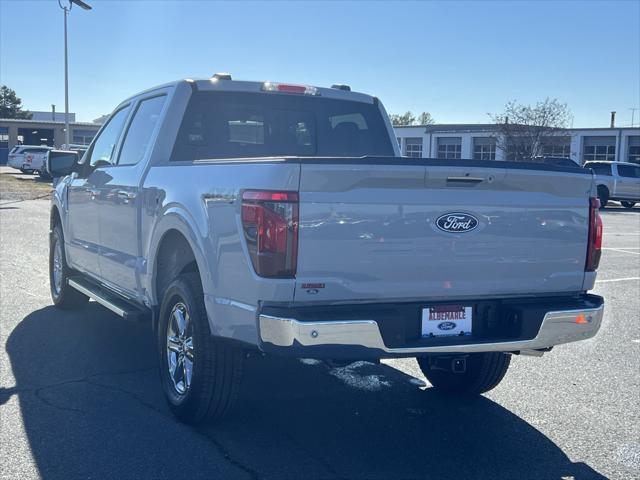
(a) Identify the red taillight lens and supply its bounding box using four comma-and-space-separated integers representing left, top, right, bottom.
241, 190, 299, 278
586, 197, 603, 271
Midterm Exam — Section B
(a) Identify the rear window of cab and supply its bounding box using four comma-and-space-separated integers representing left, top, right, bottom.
171, 91, 394, 161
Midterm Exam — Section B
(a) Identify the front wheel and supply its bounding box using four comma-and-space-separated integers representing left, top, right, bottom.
417, 352, 511, 395
621, 201, 636, 209
158, 273, 244, 424
49, 224, 89, 309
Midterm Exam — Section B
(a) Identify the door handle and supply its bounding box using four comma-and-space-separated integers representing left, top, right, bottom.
446, 176, 484, 183
117, 190, 136, 201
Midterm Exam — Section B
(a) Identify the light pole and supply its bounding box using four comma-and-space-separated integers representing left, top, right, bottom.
57, 0, 92, 148
630, 108, 639, 128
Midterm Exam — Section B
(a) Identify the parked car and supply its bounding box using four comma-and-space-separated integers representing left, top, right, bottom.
584, 161, 640, 208
47, 76, 605, 424
7, 145, 52, 173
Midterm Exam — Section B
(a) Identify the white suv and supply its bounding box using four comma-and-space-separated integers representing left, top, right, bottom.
7, 145, 52, 174
585, 161, 640, 209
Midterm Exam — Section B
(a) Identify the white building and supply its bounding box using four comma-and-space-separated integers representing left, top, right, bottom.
393, 124, 640, 165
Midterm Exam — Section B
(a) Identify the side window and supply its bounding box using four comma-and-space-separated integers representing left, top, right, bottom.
589, 163, 612, 176
618, 165, 640, 178
88, 106, 130, 168
118, 95, 167, 166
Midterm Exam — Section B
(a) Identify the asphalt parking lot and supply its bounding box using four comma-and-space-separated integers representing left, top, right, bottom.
0, 177, 638, 479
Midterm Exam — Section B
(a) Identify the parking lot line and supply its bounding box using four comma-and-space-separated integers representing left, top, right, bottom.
595, 277, 640, 283
601, 248, 640, 255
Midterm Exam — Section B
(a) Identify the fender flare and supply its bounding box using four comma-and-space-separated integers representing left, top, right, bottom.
145, 205, 212, 306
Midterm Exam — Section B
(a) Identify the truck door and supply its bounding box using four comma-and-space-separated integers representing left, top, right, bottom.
616, 164, 640, 199
66, 106, 131, 279
96, 94, 168, 299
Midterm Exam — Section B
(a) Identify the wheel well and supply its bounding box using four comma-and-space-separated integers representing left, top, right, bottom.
154, 230, 200, 304
597, 184, 609, 195
50, 206, 62, 230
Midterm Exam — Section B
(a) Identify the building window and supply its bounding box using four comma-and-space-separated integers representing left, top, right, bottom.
542, 143, 571, 158
628, 136, 640, 164
404, 137, 422, 158
583, 136, 616, 162
0, 127, 8, 148
473, 137, 496, 160
584, 145, 615, 162
437, 137, 462, 159
72, 128, 98, 146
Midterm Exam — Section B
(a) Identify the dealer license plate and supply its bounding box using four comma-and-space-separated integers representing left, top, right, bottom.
421, 305, 473, 337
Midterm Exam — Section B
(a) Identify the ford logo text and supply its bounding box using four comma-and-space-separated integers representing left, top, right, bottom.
436, 213, 479, 233
437, 321, 457, 331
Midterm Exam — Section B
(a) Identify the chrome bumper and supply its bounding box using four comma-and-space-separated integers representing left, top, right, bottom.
259, 303, 604, 355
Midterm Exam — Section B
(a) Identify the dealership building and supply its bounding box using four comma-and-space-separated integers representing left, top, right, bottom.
393, 124, 640, 165
1, 112, 639, 166
0, 112, 101, 164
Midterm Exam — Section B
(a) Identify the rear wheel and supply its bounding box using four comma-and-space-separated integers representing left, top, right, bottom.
417, 352, 511, 395
49, 224, 89, 309
597, 185, 609, 209
158, 273, 244, 424
621, 201, 636, 209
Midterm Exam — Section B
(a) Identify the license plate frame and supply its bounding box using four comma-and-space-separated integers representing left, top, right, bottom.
421, 304, 473, 338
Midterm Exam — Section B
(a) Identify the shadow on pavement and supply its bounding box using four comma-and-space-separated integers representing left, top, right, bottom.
4, 304, 606, 479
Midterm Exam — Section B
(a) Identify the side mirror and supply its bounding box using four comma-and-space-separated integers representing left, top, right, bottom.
47, 150, 79, 178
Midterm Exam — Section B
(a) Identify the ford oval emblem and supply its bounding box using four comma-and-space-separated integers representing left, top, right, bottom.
437, 321, 457, 331
436, 212, 479, 233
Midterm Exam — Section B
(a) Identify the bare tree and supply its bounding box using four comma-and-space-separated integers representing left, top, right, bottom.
418, 112, 435, 125
489, 99, 572, 161
389, 111, 435, 126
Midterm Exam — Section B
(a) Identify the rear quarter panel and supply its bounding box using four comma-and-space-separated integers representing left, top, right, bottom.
141, 161, 300, 344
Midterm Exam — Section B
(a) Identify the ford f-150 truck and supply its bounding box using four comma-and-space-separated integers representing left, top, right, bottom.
48, 75, 605, 424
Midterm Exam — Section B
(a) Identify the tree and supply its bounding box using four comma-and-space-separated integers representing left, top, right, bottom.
418, 112, 435, 126
389, 111, 416, 126
489, 98, 572, 161
0, 86, 32, 119
389, 111, 435, 126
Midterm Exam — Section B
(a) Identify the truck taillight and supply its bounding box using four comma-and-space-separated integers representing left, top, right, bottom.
586, 197, 603, 271
241, 190, 299, 278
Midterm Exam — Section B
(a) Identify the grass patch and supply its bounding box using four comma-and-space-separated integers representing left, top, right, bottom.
0, 168, 52, 202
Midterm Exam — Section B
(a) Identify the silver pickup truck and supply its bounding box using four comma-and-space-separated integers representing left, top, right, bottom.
585, 161, 640, 208
48, 75, 605, 424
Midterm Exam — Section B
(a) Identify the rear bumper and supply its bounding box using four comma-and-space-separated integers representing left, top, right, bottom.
258, 294, 604, 358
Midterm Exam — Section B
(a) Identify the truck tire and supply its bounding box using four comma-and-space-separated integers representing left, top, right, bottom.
597, 185, 609, 208
49, 224, 90, 309
158, 272, 243, 424
417, 352, 511, 395
621, 201, 636, 209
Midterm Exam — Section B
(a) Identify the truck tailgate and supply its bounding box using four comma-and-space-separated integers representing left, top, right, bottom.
294, 159, 593, 303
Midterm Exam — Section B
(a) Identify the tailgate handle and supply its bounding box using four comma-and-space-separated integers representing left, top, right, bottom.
446, 176, 484, 183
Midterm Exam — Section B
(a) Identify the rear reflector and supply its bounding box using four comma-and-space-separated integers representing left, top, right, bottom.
586, 197, 603, 272
241, 190, 299, 278
262, 82, 319, 96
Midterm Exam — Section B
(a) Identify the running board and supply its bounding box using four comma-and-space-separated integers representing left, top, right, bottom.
68, 276, 151, 322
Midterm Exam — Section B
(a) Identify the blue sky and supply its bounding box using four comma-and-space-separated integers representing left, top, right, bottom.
1, 0, 639, 127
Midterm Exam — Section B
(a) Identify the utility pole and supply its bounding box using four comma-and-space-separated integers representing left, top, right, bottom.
57, 0, 92, 148
629, 108, 639, 128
